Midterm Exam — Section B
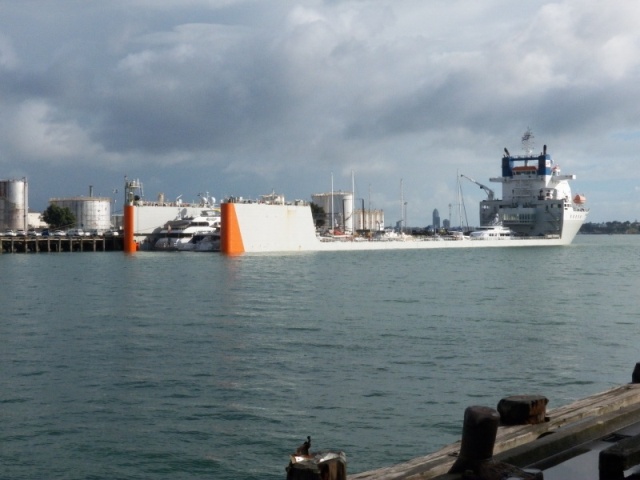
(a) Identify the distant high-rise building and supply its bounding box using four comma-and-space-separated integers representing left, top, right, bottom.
443, 218, 450, 229
432, 209, 440, 229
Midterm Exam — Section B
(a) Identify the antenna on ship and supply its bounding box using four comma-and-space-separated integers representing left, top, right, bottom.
522, 128, 535, 155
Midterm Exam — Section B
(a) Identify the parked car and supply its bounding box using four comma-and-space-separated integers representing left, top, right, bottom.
104, 230, 120, 237
3, 229, 17, 237
16, 229, 27, 237
52, 230, 66, 237
67, 228, 85, 237
27, 229, 41, 237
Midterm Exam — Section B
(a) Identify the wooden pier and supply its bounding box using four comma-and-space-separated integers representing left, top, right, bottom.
1, 236, 123, 253
349, 383, 640, 479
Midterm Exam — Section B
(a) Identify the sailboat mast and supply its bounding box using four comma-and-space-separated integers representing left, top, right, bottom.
457, 172, 462, 230
351, 170, 355, 234
400, 178, 404, 234
331, 172, 334, 233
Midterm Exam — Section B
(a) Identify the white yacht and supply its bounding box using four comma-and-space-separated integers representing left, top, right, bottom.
469, 225, 513, 240
172, 231, 221, 252
192, 232, 221, 252
154, 209, 220, 251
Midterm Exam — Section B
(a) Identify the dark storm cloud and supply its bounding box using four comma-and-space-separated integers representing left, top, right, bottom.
94, 25, 292, 153
0, 0, 639, 222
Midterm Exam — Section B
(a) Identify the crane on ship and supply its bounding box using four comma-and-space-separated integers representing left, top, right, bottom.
460, 174, 495, 201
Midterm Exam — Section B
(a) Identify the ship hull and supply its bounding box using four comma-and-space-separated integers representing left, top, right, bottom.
220, 202, 585, 254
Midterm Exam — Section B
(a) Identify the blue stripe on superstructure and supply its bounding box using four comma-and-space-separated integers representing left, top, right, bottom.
539, 153, 552, 176
501, 153, 553, 177
501, 157, 511, 177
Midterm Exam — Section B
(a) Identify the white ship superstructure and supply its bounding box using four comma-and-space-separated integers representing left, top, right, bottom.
478, 131, 588, 241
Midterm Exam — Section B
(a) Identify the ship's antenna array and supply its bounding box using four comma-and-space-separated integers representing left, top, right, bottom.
521, 128, 535, 155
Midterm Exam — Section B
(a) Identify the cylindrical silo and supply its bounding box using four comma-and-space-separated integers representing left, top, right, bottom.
0, 178, 28, 230
311, 191, 354, 233
50, 197, 112, 233
340, 192, 353, 233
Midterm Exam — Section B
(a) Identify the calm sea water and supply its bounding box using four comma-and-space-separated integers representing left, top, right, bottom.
1, 235, 639, 479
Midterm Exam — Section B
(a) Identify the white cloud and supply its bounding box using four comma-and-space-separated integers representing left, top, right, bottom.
9, 101, 97, 162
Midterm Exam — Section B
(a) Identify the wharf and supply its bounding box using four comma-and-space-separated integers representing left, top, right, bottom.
1, 236, 123, 253
349, 382, 640, 480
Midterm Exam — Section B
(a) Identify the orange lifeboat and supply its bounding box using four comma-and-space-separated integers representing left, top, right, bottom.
573, 194, 586, 204
512, 166, 537, 174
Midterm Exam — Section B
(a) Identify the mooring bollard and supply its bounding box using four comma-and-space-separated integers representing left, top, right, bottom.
449, 405, 500, 473
448, 405, 543, 479
286, 436, 346, 480
286, 452, 347, 480
497, 395, 549, 425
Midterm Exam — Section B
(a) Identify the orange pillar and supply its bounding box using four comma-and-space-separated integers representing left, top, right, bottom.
123, 204, 136, 253
220, 202, 244, 255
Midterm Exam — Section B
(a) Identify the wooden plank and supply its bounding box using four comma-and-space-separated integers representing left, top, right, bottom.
349, 384, 640, 480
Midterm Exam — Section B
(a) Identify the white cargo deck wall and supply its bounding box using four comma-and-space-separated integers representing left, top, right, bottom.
233, 203, 319, 252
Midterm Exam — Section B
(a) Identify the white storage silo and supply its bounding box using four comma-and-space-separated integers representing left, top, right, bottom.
50, 197, 112, 232
0, 178, 28, 230
311, 191, 354, 233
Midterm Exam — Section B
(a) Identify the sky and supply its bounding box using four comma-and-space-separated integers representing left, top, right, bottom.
1, 0, 639, 226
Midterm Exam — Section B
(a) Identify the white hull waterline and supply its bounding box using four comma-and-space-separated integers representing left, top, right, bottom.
221, 203, 584, 253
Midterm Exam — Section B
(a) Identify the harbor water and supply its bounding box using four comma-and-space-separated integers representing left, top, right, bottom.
1, 235, 639, 479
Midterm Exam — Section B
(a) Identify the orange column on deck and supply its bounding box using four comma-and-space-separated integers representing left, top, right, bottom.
123, 204, 136, 253
220, 203, 245, 255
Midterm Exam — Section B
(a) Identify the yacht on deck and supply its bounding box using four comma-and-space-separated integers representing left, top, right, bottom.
154, 209, 221, 251
469, 225, 513, 240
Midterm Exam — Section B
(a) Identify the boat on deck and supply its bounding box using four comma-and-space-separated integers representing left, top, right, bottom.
192, 232, 221, 252
171, 232, 221, 252
469, 224, 513, 240
154, 210, 221, 251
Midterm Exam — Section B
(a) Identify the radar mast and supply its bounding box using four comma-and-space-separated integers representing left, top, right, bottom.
521, 128, 535, 155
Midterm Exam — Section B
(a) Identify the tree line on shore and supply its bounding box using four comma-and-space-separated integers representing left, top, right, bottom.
580, 221, 640, 234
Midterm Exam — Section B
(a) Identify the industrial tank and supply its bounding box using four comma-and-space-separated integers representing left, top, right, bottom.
353, 208, 385, 231
0, 178, 28, 230
50, 197, 111, 232
311, 192, 354, 232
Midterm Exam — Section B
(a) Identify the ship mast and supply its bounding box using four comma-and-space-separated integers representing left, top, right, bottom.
522, 128, 535, 155
351, 170, 355, 235
400, 178, 404, 234
331, 172, 334, 233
